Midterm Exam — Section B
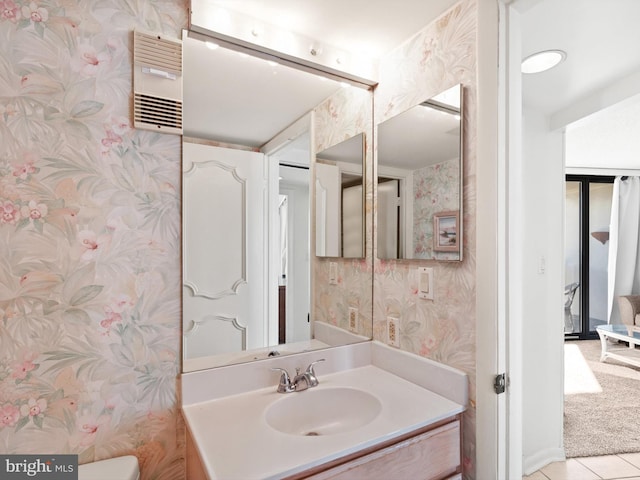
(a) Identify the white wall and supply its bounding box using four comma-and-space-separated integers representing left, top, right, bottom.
521, 108, 566, 473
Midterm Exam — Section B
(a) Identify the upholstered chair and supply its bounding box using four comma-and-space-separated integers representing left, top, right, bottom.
617, 295, 640, 326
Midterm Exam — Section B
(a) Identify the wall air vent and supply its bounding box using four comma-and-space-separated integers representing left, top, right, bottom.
133, 30, 183, 135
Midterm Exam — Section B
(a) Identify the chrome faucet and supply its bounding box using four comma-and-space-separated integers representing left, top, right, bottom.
271, 367, 295, 393
271, 359, 325, 393
303, 359, 325, 387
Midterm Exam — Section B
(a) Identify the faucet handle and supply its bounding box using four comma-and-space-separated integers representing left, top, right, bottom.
271, 367, 294, 393
304, 359, 325, 387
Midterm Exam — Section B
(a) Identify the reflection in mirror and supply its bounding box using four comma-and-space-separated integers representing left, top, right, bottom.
181, 33, 372, 372
315, 134, 365, 258
377, 84, 463, 261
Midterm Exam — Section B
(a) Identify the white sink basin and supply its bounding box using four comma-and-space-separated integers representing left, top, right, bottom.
265, 387, 382, 436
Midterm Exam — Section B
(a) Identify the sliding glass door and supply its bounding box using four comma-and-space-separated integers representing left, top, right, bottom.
564, 175, 614, 339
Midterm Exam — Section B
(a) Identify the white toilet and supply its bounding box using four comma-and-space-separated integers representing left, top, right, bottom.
78, 455, 140, 480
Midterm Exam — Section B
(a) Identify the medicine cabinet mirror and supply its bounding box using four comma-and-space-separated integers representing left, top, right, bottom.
315, 134, 365, 258
377, 84, 463, 261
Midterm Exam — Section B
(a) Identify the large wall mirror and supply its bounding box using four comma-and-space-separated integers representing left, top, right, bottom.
315, 134, 365, 258
377, 84, 463, 261
181, 31, 372, 372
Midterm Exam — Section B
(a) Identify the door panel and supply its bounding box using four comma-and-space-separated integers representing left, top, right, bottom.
183, 142, 268, 358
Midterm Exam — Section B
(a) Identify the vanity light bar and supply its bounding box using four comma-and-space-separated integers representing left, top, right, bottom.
187, 2, 377, 89
187, 30, 374, 90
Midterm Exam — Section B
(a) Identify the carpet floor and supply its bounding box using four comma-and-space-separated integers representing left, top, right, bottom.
564, 339, 640, 458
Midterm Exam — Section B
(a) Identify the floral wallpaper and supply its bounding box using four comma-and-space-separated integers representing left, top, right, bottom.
0, 0, 477, 478
373, 1, 478, 477
312, 2, 477, 477
0, 1, 186, 478
313, 86, 374, 339
413, 157, 460, 259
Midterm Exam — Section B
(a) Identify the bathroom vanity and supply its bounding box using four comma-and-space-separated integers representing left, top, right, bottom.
182, 341, 467, 480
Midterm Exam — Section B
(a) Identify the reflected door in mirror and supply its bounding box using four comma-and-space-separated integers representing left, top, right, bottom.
315, 133, 366, 258
183, 142, 275, 359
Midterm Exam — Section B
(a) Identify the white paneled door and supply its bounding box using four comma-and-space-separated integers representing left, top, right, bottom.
183, 142, 273, 359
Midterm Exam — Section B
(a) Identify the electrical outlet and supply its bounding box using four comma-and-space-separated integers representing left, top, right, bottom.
348, 307, 358, 332
329, 262, 338, 285
387, 317, 400, 348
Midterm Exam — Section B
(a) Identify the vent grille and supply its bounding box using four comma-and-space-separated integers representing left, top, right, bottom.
134, 31, 182, 74
134, 93, 182, 133
133, 30, 182, 135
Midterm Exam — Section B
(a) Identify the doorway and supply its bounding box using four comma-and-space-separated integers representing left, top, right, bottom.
278, 164, 311, 344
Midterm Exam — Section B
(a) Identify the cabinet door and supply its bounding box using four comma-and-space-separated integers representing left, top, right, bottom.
307, 420, 460, 480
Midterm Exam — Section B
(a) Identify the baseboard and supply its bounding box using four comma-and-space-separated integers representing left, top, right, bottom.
523, 447, 566, 476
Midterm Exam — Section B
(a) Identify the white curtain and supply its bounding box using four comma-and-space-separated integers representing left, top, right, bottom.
607, 176, 640, 324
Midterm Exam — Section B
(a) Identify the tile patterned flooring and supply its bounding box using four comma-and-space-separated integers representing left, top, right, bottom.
524, 453, 640, 480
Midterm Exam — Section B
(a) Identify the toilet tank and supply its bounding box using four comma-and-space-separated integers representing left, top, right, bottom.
78, 455, 140, 480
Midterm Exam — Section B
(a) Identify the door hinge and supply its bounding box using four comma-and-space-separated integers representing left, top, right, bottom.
493, 373, 506, 394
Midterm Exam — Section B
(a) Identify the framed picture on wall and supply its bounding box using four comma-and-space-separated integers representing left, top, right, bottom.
433, 211, 459, 252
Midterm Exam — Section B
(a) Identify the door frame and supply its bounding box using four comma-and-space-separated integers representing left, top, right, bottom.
476, 1, 519, 478
262, 113, 314, 344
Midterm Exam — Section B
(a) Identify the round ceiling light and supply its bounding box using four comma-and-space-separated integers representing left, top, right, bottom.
521, 50, 566, 74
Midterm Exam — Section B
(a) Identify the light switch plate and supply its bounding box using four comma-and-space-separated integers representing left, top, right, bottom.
387, 316, 400, 348
418, 267, 434, 300
329, 262, 338, 285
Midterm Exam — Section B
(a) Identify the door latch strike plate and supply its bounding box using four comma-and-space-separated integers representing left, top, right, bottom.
494, 373, 506, 394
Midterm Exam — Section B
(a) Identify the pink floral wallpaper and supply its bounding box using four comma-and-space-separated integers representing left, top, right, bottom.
0, 1, 187, 478
312, 3, 477, 477
1, 0, 477, 478
374, 1, 477, 477
313, 86, 374, 339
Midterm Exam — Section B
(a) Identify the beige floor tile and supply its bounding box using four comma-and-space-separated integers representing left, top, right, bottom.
619, 452, 640, 469
577, 455, 640, 479
523, 471, 550, 480
540, 459, 600, 480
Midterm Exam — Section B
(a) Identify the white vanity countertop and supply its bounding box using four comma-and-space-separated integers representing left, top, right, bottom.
182, 364, 465, 480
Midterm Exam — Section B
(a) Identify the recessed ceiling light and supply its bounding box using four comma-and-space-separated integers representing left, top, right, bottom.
521, 50, 566, 74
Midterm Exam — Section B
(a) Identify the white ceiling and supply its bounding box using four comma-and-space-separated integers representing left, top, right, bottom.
197, 0, 460, 59
519, 0, 640, 170
520, 0, 640, 119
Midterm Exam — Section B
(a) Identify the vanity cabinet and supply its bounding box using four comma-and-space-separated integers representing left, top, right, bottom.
288, 416, 461, 480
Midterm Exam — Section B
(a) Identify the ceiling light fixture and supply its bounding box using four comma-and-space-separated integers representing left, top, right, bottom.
521, 49, 566, 74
